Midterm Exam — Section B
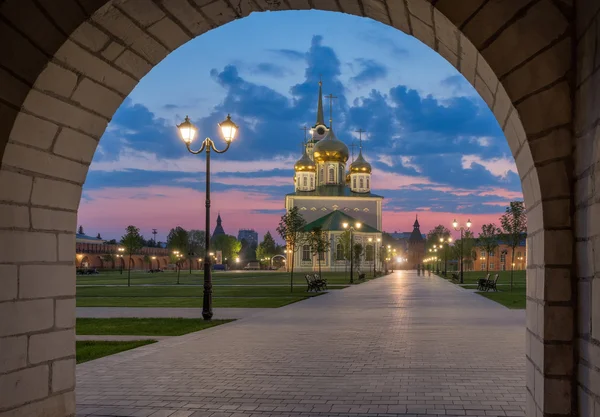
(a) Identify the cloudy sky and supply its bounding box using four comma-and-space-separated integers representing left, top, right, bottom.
77, 10, 522, 242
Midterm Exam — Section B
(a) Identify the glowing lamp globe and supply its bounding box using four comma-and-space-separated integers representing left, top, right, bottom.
218, 114, 239, 142
452, 219, 458, 229
466, 219, 472, 229
177, 116, 197, 144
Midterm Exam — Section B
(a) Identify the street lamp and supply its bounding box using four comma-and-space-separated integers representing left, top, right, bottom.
117, 247, 125, 274
452, 218, 472, 284
368, 238, 375, 278
439, 237, 452, 276
343, 221, 362, 283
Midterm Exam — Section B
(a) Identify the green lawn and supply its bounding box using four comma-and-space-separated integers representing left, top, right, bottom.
76, 270, 376, 286
477, 287, 526, 309
76, 285, 332, 298
452, 270, 526, 287
76, 340, 155, 364
76, 295, 319, 308
76, 318, 233, 336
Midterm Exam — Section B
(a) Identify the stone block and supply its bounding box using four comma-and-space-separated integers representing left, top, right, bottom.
53, 127, 99, 164
31, 207, 76, 232
34, 62, 78, 98
544, 305, 573, 342
55, 39, 137, 94
0, 67, 30, 107
0, 299, 54, 337
476, 56, 498, 97
529, 331, 544, 370
406, 0, 432, 26
9, 111, 59, 149
537, 160, 571, 199
362, 0, 391, 25
543, 343, 573, 376
68, 21, 109, 53
577, 241, 595, 278
434, 9, 458, 54
435, 0, 486, 28
0, 204, 29, 229
92, 6, 170, 63
0, 365, 49, 409
503, 36, 571, 102
200, 0, 237, 26
117, 0, 165, 27
543, 267, 572, 302
593, 278, 600, 341
157, 0, 211, 35
55, 298, 76, 328
474, 74, 494, 109
115, 49, 154, 80
543, 378, 572, 414
411, 16, 435, 50
29, 329, 75, 364
36, 0, 87, 36
2, 143, 88, 184
0, 391, 75, 417
437, 42, 458, 68
31, 177, 82, 211
492, 84, 512, 129
529, 128, 572, 165
71, 77, 124, 119
148, 17, 191, 51
102, 42, 126, 61
58, 233, 76, 262
52, 358, 75, 392
19, 265, 75, 299
0, 231, 57, 263
578, 386, 594, 417
578, 280, 591, 336
385, 0, 409, 32
482, 0, 569, 77
0, 265, 18, 301
0, 20, 49, 85
287, 0, 311, 9
0, 336, 27, 373
459, 34, 477, 84
543, 229, 573, 266
527, 299, 538, 334
0, 170, 33, 204
516, 80, 572, 136
338, 0, 362, 16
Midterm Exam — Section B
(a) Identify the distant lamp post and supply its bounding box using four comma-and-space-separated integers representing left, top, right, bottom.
118, 247, 125, 274
368, 238, 375, 278
343, 221, 362, 284
177, 114, 239, 320
452, 218, 472, 284
439, 237, 452, 276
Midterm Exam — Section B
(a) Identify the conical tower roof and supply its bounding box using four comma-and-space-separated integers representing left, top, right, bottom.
295, 148, 316, 172
315, 80, 325, 127
350, 149, 372, 173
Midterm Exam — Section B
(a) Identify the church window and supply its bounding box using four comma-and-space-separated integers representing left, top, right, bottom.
336, 244, 344, 260
328, 166, 335, 183
302, 245, 311, 261
310, 176, 314, 188
490, 262, 495, 270
303, 176, 307, 187
353, 177, 356, 189
320, 167, 324, 183
500, 252, 506, 263
480, 250, 485, 258
480, 262, 486, 271
366, 245, 374, 261
318, 251, 325, 261
366, 178, 370, 189
359, 178, 364, 188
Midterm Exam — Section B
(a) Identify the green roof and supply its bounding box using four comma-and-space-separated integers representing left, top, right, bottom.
287, 185, 383, 198
301, 211, 381, 233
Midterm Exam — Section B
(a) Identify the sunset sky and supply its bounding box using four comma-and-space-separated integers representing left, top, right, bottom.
77, 10, 522, 242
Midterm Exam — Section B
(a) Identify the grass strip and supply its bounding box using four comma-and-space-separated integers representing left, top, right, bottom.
76, 318, 233, 336
76, 340, 155, 364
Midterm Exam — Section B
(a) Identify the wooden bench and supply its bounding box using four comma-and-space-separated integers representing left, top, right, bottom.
358, 272, 366, 281
305, 274, 327, 292
450, 272, 459, 282
483, 273, 500, 292
477, 274, 491, 290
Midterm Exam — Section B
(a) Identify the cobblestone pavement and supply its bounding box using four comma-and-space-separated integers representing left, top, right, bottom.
76, 271, 525, 417
77, 307, 271, 319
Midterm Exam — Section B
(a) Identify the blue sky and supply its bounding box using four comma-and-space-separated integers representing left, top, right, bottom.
78, 10, 522, 241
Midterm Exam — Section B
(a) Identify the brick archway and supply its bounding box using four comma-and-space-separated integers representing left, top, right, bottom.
0, 1, 595, 416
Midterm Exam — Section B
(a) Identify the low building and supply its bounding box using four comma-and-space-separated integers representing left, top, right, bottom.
473, 239, 527, 272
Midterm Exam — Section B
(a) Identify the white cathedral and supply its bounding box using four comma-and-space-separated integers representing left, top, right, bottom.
284, 81, 384, 272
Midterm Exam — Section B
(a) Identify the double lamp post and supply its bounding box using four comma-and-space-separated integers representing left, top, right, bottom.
342, 221, 361, 284
452, 218, 471, 284
176, 114, 239, 320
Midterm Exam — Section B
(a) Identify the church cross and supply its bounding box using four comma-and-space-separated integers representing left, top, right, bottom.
300, 126, 309, 144
355, 129, 366, 150
349, 141, 358, 162
325, 93, 338, 128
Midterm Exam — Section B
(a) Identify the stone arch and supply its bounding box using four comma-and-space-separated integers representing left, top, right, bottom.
0, 1, 587, 416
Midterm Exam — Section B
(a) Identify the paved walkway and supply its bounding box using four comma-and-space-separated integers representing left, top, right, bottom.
76, 271, 525, 417
77, 307, 271, 319
76, 335, 170, 341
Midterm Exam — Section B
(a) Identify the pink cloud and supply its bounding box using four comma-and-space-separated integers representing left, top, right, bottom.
461, 154, 517, 178
372, 169, 431, 189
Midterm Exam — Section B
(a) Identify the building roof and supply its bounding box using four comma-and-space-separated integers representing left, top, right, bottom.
287, 185, 383, 198
409, 215, 424, 243
313, 128, 349, 163
76, 233, 104, 242
301, 210, 381, 233
349, 149, 372, 174
212, 214, 225, 238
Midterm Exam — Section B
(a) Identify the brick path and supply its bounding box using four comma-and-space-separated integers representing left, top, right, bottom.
76, 271, 525, 417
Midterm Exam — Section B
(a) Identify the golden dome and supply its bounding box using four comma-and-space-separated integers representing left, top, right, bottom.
313, 128, 349, 163
350, 150, 372, 173
294, 150, 316, 172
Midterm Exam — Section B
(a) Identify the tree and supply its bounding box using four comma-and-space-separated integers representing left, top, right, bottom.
167, 227, 189, 284
478, 223, 501, 274
256, 231, 278, 267
500, 201, 527, 292
143, 254, 151, 270
353, 243, 364, 272
454, 230, 475, 271
212, 235, 241, 265
277, 207, 307, 292
107, 239, 117, 245
101, 254, 114, 269
307, 227, 330, 277
187, 229, 206, 274
426, 225, 451, 247
120, 225, 143, 287
78, 225, 84, 235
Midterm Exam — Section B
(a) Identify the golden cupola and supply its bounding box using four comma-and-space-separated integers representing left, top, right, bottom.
294, 150, 316, 172
312, 128, 349, 163
350, 149, 372, 173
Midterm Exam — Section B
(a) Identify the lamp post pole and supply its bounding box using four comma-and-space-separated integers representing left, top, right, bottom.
177, 115, 239, 320
453, 219, 472, 284
343, 221, 362, 284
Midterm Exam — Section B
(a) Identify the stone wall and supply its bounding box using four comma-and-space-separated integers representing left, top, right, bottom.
575, 1, 600, 415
